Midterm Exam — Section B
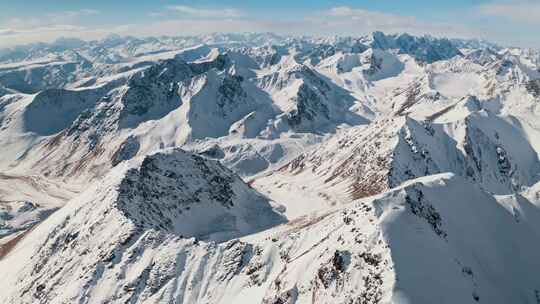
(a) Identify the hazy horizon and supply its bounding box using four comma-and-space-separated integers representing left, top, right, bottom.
1, 1, 539, 49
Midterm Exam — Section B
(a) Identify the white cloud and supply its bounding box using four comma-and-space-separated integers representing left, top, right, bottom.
78, 9, 99, 15
0, 23, 121, 47
148, 12, 165, 18
46, 9, 100, 25
1, 4, 536, 48
311, 6, 481, 39
478, 1, 540, 24
2, 9, 100, 31
166, 5, 243, 18
0, 13, 476, 48
0, 8, 103, 46
321, 6, 422, 29
0, 5, 484, 48
0, 29, 17, 37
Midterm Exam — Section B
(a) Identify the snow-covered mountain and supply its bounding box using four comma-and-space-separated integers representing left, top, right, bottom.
1, 32, 540, 304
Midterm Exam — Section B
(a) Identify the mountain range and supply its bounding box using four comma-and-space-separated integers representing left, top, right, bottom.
1, 31, 540, 304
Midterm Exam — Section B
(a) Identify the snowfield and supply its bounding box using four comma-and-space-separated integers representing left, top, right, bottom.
1, 32, 540, 303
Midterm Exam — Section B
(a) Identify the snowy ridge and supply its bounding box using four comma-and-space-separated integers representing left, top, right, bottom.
281, 107, 540, 199
0, 148, 286, 303
4, 169, 540, 303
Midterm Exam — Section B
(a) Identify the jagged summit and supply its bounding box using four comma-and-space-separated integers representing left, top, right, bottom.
367, 31, 463, 63
111, 148, 286, 240
0, 148, 286, 302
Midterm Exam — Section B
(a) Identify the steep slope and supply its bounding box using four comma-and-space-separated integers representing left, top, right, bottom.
0, 172, 79, 240
372, 174, 540, 304
0, 54, 256, 180
257, 55, 368, 133
0, 55, 93, 96
0, 148, 286, 303
369, 31, 463, 63
3, 166, 540, 303
279, 108, 540, 200
0, 45, 372, 183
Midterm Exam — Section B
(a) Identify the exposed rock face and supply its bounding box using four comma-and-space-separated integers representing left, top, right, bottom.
370, 31, 463, 63
283, 113, 540, 198
118, 54, 230, 128
216, 75, 248, 115
526, 79, 540, 97
287, 83, 330, 127
111, 135, 140, 166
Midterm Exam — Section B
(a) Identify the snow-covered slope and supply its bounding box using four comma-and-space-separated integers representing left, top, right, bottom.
280, 109, 540, 199
3, 165, 540, 303
0, 148, 286, 302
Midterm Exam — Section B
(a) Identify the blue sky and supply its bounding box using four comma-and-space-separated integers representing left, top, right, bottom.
0, 0, 538, 48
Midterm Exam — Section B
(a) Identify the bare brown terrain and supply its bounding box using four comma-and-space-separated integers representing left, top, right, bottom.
0, 228, 32, 259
